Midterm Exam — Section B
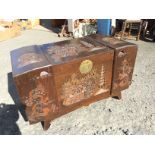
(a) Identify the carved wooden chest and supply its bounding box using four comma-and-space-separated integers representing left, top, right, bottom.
87, 34, 137, 98
11, 34, 137, 130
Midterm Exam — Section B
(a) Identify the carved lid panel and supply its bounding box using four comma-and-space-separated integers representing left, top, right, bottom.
11, 45, 50, 76
87, 34, 136, 48
41, 38, 107, 65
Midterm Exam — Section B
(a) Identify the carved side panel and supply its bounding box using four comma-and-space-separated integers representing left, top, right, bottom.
112, 47, 137, 92
25, 79, 49, 122
15, 70, 57, 123
113, 59, 133, 90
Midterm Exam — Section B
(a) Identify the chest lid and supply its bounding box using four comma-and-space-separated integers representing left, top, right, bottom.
87, 34, 137, 49
41, 37, 108, 65
11, 45, 50, 76
11, 35, 112, 77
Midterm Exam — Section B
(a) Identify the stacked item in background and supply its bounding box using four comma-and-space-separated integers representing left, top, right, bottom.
16, 19, 40, 30
0, 19, 40, 42
0, 19, 21, 42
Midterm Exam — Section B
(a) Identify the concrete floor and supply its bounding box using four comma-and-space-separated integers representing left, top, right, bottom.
0, 26, 155, 135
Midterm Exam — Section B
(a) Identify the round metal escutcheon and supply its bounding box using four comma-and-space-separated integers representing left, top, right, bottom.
40, 71, 49, 78
79, 60, 93, 74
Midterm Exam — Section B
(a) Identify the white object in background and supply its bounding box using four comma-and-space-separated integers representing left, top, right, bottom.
0, 25, 6, 31
111, 19, 116, 27
2, 19, 15, 22
68, 19, 76, 32
68, 19, 97, 38
73, 23, 97, 38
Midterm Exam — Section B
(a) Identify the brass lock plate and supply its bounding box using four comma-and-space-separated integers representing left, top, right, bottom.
79, 59, 93, 74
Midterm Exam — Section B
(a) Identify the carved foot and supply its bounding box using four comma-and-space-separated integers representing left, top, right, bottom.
112, 91, 122, 100
41, 121, 51, 131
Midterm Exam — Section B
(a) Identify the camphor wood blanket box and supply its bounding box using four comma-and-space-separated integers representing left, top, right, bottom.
11, 34, 137, 130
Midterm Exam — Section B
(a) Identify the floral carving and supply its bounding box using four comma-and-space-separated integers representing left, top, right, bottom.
61, 64, 108, 106
46, 40, 103, 62
47, 44, 84, 62
114, 59, 132, 89
118, 59, 132, 87
24, 77, 52, 122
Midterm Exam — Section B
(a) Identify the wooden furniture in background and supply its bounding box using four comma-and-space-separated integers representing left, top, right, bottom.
14, 19, 40, 30
58, 19, 69, 37
115, 20, 142, 41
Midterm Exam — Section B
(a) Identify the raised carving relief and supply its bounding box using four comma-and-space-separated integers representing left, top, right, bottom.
61, 64, 108, 106
18, 53, 43, 67
24, 75, 53, 122
102, 37, 124, 45
114, 59, 132, 89
118, 59, 132, 87
95, 64, 108, 95
47, 44, 83, 62
47, 40, 103, 62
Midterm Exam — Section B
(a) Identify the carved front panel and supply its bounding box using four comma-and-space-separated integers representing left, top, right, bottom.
52, 50, 114, 107
61, 63, 109, 106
